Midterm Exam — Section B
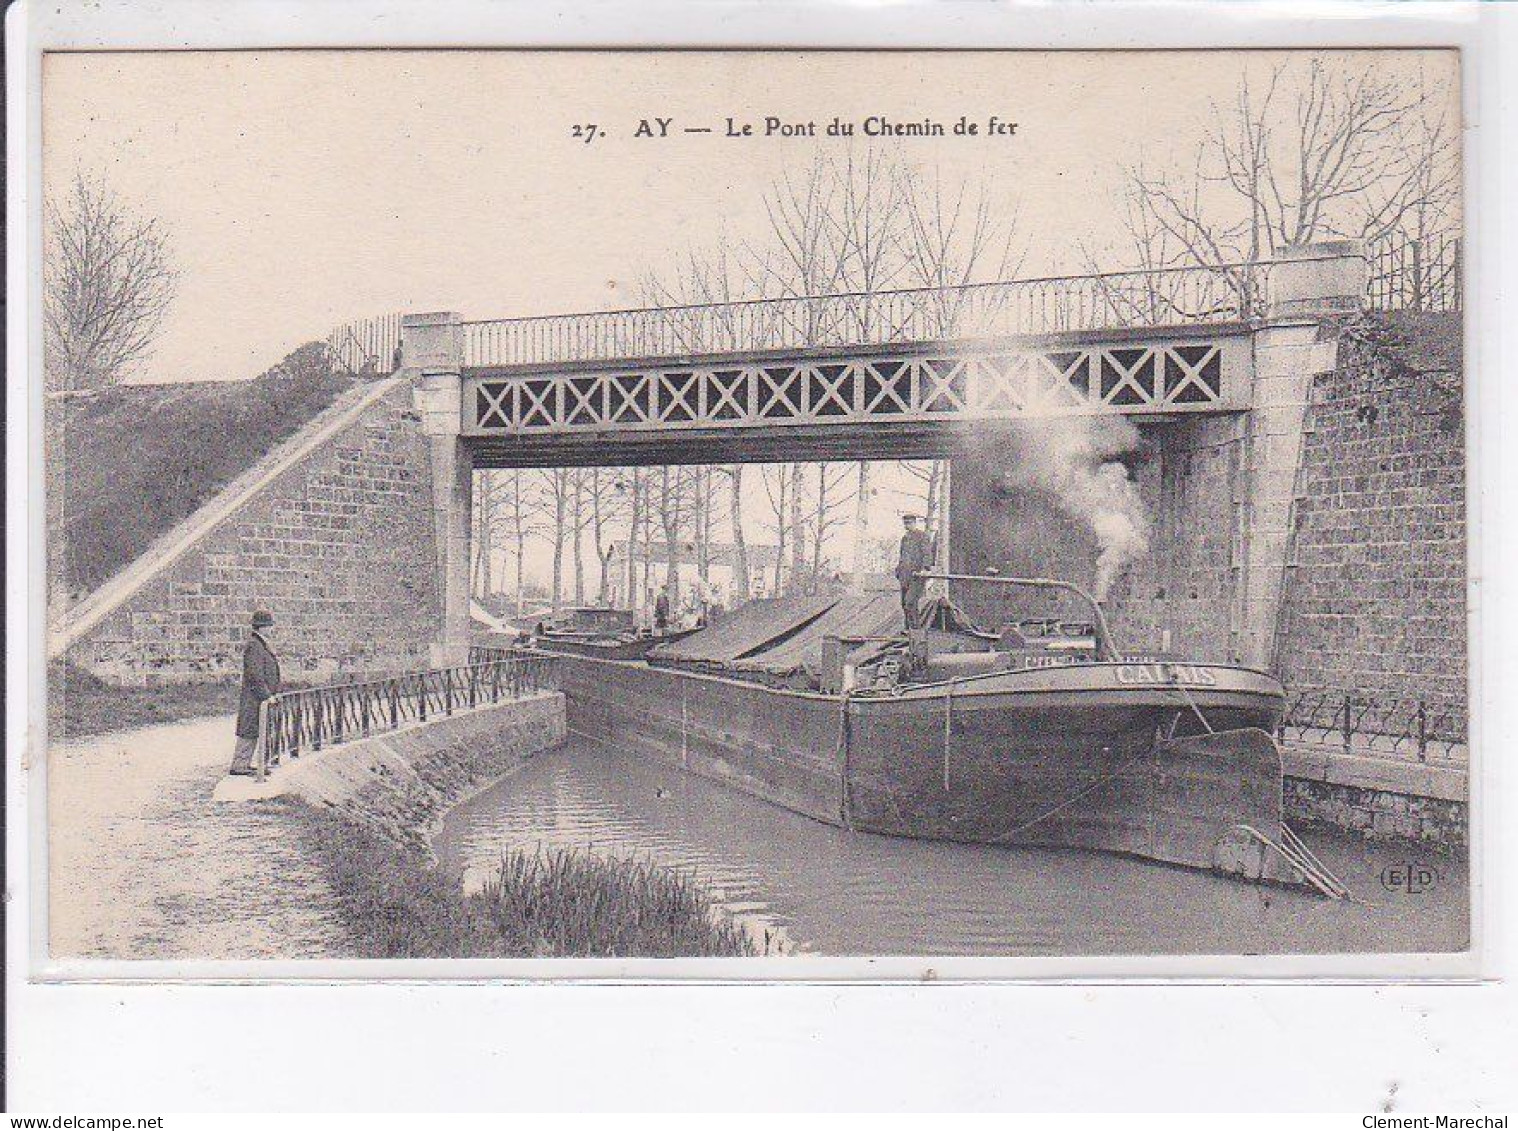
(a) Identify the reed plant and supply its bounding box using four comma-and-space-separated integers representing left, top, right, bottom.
286, 802, 758, 958
474, 847, 755, 958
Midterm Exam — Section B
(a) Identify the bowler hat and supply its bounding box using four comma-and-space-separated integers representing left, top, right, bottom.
251, 610, 274, 628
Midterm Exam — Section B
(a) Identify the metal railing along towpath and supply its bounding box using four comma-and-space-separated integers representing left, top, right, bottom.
1279, 687, 1465, 765
254, 651, 557, 780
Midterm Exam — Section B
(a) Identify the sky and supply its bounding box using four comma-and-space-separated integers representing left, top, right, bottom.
42, 48, 1458, 385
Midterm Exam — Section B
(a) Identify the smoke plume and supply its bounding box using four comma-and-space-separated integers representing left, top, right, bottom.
990, 416, 1151, 601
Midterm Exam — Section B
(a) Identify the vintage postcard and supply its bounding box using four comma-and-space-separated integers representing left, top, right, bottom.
35, 46, 1471, 970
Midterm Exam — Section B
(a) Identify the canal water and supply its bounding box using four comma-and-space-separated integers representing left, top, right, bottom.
434, 739, 1469, 957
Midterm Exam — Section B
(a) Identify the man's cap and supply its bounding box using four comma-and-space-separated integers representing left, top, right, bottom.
251, 610, 275, 628
902, 512, 925, 523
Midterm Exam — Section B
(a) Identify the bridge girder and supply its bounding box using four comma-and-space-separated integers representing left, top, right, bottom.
459, 324, 1254, 469
463, 414, 1220, 469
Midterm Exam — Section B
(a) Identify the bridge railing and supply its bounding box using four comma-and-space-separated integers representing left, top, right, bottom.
254, 651, 557, 779
1367, 233, 1462, 314
326, 313, 403, 377
1278, 687, 1466, 765
461, 262, 1270, 368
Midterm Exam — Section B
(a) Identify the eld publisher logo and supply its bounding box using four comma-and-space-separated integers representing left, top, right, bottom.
1380, 861, 1439, 895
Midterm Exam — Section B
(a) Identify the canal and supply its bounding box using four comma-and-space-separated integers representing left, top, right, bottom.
434, 738, 1469, 957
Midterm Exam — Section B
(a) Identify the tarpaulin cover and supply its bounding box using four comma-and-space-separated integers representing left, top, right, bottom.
730, 586, 903, 678
648, 591, 840, 664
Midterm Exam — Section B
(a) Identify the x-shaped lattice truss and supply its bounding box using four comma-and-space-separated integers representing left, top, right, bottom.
468, 343, 1227, 433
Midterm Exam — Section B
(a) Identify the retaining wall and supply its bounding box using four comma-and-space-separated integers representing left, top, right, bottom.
946, 416, 1244, 662
62, 379, 443, 686
223, 692, 567, 850
1282, 742, 1467, 852
1274, 313, 1466, 729
945, 311, 1467, 847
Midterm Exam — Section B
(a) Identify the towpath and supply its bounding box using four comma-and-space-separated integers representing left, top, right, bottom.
48, 714, 349, 960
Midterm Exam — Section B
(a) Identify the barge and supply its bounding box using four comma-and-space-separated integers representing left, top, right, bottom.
539, 575, 1336, 890
505, 605, 698, 661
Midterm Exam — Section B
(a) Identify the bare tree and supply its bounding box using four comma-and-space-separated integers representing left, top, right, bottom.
655, 465, 698, 606
788, 462, 807, 593
534, 468, 579, 613
45, 171, 178, 393
472, 471, 502, 599
624, 468, 646, 613
640, 234, 763, 354
808, 463, 853, 583
588, 467, 631, 604
725, 465, 751, 604
898, 459, 948, 535
849, 462, 873, 585
898, 162, 1022, 336
569, 469, 588, 607
638, 469, 657, 613
639, 148, 1025, 592
760, 464, 794, 596
1090, 57, 1460, 318
472, 470, 533, 602
506, 471, 550, 617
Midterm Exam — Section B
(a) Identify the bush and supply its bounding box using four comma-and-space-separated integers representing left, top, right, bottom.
53, 342, 361, 601
49, 662, 238, 740
287, 805, 759, 959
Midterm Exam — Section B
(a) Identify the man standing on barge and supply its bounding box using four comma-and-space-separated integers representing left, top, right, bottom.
228, 609, 282, 777
896, 513, 931, 629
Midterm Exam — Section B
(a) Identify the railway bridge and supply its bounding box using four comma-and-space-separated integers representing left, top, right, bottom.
406, 241, 1365, 671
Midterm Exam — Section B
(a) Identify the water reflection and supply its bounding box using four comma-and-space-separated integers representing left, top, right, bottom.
434, 740, 1469, 957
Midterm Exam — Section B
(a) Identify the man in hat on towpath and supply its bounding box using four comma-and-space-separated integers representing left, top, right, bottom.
228, 610, 282, 777
895, 513, 932, 629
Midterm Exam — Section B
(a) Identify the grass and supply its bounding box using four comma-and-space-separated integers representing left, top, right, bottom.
285, 803, 761, 959
50, 662, 239, 740
51, 341, 362, 603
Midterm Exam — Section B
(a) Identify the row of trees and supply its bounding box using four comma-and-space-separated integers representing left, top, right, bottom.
471, 459, 947, 615
1086, 57, 1460, 322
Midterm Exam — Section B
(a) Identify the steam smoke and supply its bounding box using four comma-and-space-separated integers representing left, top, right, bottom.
991, 416, 1151, 601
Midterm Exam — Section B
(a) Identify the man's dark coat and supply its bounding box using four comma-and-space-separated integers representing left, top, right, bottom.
895, 528, 931, 587
234, 630, 282, 738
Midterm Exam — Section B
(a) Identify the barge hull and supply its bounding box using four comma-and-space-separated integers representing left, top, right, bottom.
555, 653, 1294, 880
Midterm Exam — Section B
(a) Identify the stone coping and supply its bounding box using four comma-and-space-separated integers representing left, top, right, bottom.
1282, 739, 1468, 804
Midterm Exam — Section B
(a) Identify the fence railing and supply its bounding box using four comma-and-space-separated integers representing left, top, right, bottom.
255, 652, 557, 779
461, 262, 1271, 368
1367, 234, 1462, 314
325, 312, 403, 377
325, 239, 1459, 377
1278, 687, 1466, 765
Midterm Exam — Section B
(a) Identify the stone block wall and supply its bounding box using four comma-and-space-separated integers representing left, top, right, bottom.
67, 381, 442, 685
1274, 312, 1466, 729
1283, 776, 1467, 852
947, 415, 1243, 660
947, 311, 1465, 714
1104, 416, 1244, 660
